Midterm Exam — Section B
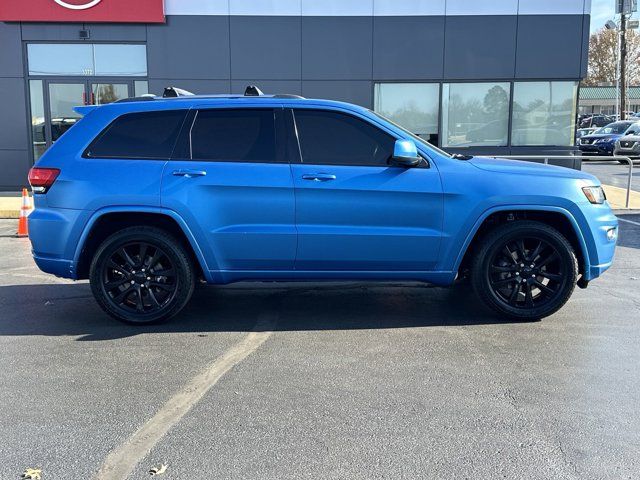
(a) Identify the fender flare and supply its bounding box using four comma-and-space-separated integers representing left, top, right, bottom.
451, 204, 590, 274
72, 206, 214, 282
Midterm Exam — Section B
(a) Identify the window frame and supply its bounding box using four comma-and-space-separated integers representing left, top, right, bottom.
170, 107, 289, 164
289, 107, 416, 168
82, 109, 189, 160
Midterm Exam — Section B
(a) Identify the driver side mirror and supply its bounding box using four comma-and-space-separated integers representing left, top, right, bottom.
390, 139, 422, 167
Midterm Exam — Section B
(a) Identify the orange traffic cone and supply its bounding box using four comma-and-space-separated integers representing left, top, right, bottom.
16, 188, 32, 238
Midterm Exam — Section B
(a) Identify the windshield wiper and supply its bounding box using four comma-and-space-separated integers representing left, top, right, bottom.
451, 153, 473, 160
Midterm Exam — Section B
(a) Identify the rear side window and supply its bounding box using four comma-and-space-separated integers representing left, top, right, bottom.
85, 110, 186, 159
293, 109, 395, 166
190, 109, 277, 162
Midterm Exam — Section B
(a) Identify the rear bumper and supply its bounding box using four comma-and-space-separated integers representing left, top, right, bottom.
28, 203, 89, 280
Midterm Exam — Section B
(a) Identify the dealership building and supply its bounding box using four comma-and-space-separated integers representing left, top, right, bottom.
0, 0, 591, 190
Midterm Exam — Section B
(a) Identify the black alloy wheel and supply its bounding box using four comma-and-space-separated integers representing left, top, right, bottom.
471, 221, 578, 320
90, 226, 195, 324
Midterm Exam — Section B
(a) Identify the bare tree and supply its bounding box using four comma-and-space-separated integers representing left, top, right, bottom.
583, 27, 640, 86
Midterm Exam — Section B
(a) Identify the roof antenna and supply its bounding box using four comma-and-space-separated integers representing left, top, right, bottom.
244, 85, 264, 97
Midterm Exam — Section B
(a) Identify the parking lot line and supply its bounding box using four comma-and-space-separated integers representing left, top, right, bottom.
618, 217, 640, 227
93, 312, 277, 480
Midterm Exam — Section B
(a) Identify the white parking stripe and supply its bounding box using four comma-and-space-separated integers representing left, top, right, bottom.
93, 313, 276, 480
618, 218, 640, 227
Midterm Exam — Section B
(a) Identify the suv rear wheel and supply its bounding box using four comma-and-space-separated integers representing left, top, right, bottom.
89, 226, 195, 324
471, 221, 578, 320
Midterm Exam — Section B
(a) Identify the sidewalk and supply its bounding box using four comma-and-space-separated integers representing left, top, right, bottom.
0, 194, 21, 219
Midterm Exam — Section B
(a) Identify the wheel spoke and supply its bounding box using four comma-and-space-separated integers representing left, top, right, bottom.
538, 251, 559, 268
491, 277, 516, 287
539, 270, 563, 282
534, 280, 556, 296
524, 282, 534, 307
104, 278, 129, 290
508, 283, 521, 305
118, 247, 136, 269
148, 288, 162, 308
139, 243, 148, 264
147, 249, 162, 270
515, 240, 527, 262
502, 246, 517, 264
149, 282, 173, 291
134, 286, 144, 312
108, 259, 127, 273
490, 265, 516, 273
112, 285, 133, 304
529, 241, 543, 263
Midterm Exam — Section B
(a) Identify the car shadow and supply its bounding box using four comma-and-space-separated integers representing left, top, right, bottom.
0, 281, 528, 341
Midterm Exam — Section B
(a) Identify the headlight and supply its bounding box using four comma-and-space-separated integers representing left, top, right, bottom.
582, 186, 606, 204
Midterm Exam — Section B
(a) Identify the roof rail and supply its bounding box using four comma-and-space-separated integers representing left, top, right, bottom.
244, 85, 264, 96
115, 95, 156, 103
163, 87, 195, 98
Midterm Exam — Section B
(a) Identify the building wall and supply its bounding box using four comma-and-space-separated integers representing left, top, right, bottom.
0, 0, 592, 190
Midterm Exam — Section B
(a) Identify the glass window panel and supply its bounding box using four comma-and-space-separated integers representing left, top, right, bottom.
374, 83, 440, 144
511, 82, 578, 146
190, 109, 277, 162
294, 109, 395, 167
441, 82, 510, 147
92, 83, 129, 105
135, 81, 149, 97
48, 83, 85, 142
28, 44, 93, 75
94, 44, 147, 76
86, 110, 186, 159
29, 80, 46, 160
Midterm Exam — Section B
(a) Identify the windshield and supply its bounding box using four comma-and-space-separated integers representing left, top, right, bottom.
595, 122, 633, 134
370, 110, 451, 158
624, 124, 640, 135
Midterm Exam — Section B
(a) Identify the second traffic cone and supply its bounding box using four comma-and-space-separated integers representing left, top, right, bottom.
16, 188, 32, 238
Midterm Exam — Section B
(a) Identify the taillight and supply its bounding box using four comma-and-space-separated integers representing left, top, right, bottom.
28, 167, 60, 193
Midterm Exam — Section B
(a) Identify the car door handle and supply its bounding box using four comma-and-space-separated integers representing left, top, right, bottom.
172, 169, 207, 178
302, 173, 336, 182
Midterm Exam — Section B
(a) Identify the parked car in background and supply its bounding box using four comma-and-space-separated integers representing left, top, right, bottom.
575, 127, 597, 145
578, 120, 637, 157
579, 114, 614, 128
27, 88, 617, 324
613, 123, 640, 163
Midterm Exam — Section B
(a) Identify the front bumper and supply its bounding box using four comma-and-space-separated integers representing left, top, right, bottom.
574, 202, 618, 281
579, 143, 614, 156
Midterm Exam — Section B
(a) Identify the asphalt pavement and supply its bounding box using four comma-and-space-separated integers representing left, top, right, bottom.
582, 159, 640, 191
0, 214, 639, 479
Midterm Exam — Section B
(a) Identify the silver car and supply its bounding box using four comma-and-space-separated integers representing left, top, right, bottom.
613, 123, 640, 163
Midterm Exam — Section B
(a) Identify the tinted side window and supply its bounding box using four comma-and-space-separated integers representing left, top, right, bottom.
85, 110, 186, 159
293, 109, 395, 166
190, 109, 277, 162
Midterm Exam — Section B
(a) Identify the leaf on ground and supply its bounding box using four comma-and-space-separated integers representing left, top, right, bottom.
149, 464, 168, 476
21, 468, 42, 480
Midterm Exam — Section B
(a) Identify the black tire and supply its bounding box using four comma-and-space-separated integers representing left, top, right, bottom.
89, 226, 195, 324
471, 221, 578, 320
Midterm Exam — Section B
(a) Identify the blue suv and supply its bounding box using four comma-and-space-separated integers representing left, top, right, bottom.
28, 88, 618, 324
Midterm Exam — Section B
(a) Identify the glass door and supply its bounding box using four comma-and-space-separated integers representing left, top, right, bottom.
31, 79, 135, 160
91, 82, 130, 105
48, 82, 87, 143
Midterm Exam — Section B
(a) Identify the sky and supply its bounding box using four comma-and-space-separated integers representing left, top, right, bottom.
590, 0, 618, 32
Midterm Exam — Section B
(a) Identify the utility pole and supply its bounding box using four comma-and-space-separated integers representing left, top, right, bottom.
620, 12, 627, 119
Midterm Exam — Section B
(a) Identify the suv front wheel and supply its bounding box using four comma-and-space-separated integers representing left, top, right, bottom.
89, 226, 195, 324
471, 221, 578, 320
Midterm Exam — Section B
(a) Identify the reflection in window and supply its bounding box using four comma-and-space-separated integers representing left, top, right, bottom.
28, 43, 147, 77
48, 83, 84, 142
92, 83, 129, 105
441, 82, 510, 147
135, 81, 149, 97
28, 44, 93, 76
94, 45, 147, 76
511, 82, 578, 146
29, 80, 46, 161
374, 83, 440, 145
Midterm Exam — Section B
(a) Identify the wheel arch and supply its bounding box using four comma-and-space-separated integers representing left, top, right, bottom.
73, 207, 212, 282
455, 206, 590, 278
